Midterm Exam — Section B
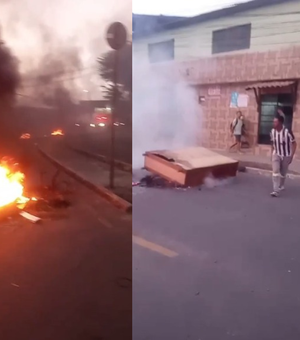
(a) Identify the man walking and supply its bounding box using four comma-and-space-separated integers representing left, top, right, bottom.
229, 111, 244, 153
270, 115, 297, 197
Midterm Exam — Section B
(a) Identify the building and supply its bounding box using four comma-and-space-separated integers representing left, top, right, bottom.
133, 0, 300, 157
133, 14, 185, 37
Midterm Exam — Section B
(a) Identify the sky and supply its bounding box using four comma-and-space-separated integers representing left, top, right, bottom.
133, 0, 250, 17
0, 0, 131, 101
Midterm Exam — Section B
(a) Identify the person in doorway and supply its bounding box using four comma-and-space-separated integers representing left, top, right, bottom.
277, 108, 286, 121
229, 111, 244, 153
270, 115, 297, 197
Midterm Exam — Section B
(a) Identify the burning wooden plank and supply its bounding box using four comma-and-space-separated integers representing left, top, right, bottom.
144, 147, 239, 187
19, 211, 41, 223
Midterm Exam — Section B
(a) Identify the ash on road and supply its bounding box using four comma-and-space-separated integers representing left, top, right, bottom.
133, 172, 300, 340
0, 143, 132, 340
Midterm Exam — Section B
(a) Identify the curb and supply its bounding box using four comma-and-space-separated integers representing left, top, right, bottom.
245, 167, 300, 179
239, 161, 300, 176
37, 147, 132, 213
67, 145, 132, 173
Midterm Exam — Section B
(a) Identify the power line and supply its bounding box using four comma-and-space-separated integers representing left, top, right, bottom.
20, 69, 99, 89
22, 65, 98, 84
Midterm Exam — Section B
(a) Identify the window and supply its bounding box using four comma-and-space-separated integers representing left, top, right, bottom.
148, 39, 175, 63
212, 24, 251, 54
258, 93, 293, 145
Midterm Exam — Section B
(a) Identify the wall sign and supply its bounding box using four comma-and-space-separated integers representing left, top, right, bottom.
237, 94, 249, 108
208, 87, 221, 96
230, 92, 249, 108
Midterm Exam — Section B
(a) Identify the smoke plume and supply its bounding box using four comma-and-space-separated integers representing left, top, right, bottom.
0, 0, 132, 106
132, 53, 201, 169
0, 40, 20, 101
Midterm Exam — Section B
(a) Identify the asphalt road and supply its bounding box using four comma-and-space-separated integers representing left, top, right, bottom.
133, 172, 300, 340
0, 143, 132, 340
66, 129, 131, 164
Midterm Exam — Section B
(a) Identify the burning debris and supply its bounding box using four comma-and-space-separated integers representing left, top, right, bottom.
0, 157, 71, 225
51, 129, 64, 136
132, 175, 187, 189
143, 147, 239, 187
20, 133, 31, 139
133, 147, 240, 190
19, 211, 41, 223
0, 163, 26, 208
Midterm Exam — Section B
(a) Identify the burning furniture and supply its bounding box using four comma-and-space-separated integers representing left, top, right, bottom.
143, 147, 239, 187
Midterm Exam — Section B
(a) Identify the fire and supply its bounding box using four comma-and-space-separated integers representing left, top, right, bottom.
20, 133, 31, 139
51, 129, 64, 136
0, 166, 28, 208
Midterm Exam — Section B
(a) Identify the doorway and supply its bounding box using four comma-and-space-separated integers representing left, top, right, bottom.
258, 93, 293, 145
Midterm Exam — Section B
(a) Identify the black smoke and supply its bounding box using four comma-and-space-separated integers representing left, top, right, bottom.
0, 39, 20, 100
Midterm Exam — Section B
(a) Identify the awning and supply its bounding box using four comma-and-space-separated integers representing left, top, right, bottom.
245, 81, 295, 91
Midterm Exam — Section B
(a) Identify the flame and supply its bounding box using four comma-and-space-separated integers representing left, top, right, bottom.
20, 133, 31, 139
51, 129, 64, 136
0, 166, 29, 208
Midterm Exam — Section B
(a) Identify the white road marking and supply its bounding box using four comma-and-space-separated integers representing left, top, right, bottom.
133, 235, 178, 258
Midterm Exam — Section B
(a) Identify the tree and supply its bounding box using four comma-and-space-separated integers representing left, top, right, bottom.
0, 40, 21, 142
98, 42, 132, 100
0, 40, 20, 100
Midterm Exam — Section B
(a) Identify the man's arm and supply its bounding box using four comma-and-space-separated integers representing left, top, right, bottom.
292, 141, 297, 157
289, 130, 297, 163
270, 130, 274, 157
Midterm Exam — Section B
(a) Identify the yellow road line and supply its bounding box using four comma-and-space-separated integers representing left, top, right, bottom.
133, 235, 178, 258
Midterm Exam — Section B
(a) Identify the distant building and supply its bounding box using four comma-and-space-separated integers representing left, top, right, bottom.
134, 0, 300, 157
133, 14, 185, 37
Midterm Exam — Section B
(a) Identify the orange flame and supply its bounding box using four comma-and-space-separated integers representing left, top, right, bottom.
0, 166, 29, 208
20, 133, 31, 139
51, 129, 64, 136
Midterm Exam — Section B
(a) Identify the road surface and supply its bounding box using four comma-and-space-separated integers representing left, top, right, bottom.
0, 143, 132, 340
66, 129, 131, 164
36, 137, 131, 202
133, 172, 300, 340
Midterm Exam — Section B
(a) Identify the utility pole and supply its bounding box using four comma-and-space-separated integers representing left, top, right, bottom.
106, 22, 127, 189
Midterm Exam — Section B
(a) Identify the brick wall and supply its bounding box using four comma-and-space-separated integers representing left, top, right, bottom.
198, 83, 258, 150
199, 81, 300, 157
161, 45, 300, 84
152, 45, 300, 156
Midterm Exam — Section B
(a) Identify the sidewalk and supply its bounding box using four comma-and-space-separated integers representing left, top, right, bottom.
213, 150, 300, 175
38, 141, 132, 210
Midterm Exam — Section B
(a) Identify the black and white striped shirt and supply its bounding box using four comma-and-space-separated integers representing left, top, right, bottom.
270, 127, 295, 157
